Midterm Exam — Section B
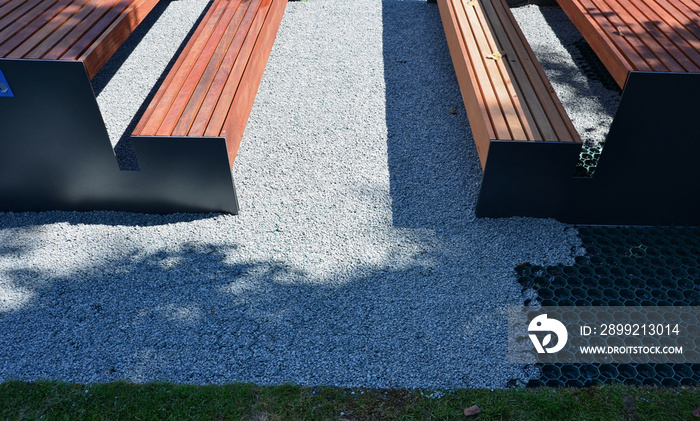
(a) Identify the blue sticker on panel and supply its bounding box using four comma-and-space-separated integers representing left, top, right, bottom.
0, 70, 14, 97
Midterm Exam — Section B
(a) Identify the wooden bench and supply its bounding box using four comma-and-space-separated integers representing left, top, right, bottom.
437, 0, 581, 170
0, 0, 160, 79
434, 0, 700, 225
132, 0, 287, 167
0, 0, 287, 214
556, 0, 700, 89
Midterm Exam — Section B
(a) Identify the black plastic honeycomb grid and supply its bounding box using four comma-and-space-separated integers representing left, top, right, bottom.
569, 40, 621, 178
515, 226, 700, 387
573, 143, 604, 178
572, 40, 622, 94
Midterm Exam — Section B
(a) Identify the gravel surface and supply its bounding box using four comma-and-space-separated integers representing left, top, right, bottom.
510, 5, 619, 148
0, 0, 585, 388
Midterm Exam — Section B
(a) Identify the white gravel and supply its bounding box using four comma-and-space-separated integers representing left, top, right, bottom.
0, 0, 585, 388
511, 4, 619, 147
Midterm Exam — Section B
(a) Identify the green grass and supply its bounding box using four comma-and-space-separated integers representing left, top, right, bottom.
0, 381, 698, 420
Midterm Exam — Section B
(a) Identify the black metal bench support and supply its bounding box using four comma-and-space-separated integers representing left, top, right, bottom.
0, 59, 238, 214
477, 72, 700, 225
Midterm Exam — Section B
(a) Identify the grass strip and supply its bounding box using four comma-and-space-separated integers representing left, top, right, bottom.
0, 381, 698, 420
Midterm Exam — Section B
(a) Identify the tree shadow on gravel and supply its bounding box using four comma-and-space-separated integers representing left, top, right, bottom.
382, 0, 482, 230
530, 6, 621, 119
0, 1, 585, 391
0, 241, 531, 388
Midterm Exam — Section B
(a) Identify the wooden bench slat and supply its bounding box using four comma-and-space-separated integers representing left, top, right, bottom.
42, 0, 116, 61
574, 0, 642, 71
621, 0, 700, 71
636, 0, 700, 70
0, 0, 67, 57
133, 0, 287, 167
135, 0, 232, 136
156, 0, 248, 136
491, 0, 580, 142
217, 0, 286, 161
676, 0, 700, 28
482, 0, 550, 141
607, 0, 688, 72
204, 0, 279, 136
558, 0, 700, 87
134, 0, 229, 134
556, 0, 631, 87
0, 0, 44, 34
439, 0, 581, 169
581, 0, 671, 72
0, 1, 18, 20
0, 1, 35, 33
63, 0, 135, 61
77, 0, 159, 78
133, 0, 283, 139
186, 0, 256, 136
24, 0, 105, 60
453, 0, 515, 141
469, 0, 533, 141
204, 0, 284, 143
0, 0, 158, 79
440, 0, 496, 162
172, 0, 254, 137
454, 0, 580, 143
9, 0, 86, 59
655, 0, 700, 48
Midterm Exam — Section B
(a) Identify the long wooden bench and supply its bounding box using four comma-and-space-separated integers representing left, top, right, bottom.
437, 0, 581, 170
132, 0, 287, 167
556, 0, 700, 89
0, 0, 160, 79
434, 0, 700, 225
0, 0, 287, 214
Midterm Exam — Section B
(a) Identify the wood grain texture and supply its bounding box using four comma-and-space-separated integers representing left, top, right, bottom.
0, 0, 160, 79
437, 0, 581, 168
438, 0, 494, 168
134, 0, 232, 136
134, 0, 288, 167
24, 0, 98, 60
64, 0, 136, 61
187, 0, 256, 137
203, 0, 269, 137
0, 0, 67, 57
44, 0, 119, 60
486, 0, 578, 142
167, 0, 253, 137
460, 0, 525, 141
219, 0, 287, 164
79, 0, 160, 78
557, 0, 700, 88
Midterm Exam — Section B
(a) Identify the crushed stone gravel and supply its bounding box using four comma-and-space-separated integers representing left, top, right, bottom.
0, 0, 590, 388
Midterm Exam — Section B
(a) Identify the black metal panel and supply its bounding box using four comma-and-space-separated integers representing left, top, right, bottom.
476, 140, 582, 218
567, 72, 700, 225
0, 59, 238, 214
475, 72, 700, 225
